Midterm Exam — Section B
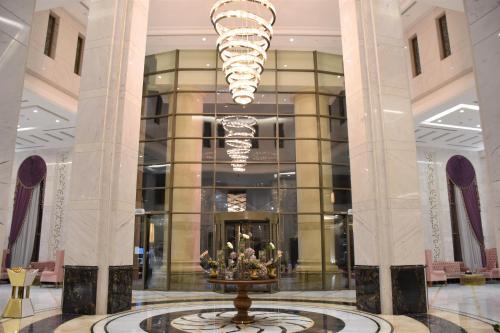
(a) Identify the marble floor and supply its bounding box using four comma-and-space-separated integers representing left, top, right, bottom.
0, 284, 498, 332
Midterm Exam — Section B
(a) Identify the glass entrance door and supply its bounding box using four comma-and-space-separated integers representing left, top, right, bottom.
225, 220, 270, 259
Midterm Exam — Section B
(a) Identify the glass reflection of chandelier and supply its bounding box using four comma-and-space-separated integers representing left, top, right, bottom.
211, 0, 276, 105
222, 115, 257, 172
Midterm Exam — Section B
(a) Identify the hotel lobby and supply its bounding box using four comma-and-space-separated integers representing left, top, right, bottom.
0, 0, 499, 332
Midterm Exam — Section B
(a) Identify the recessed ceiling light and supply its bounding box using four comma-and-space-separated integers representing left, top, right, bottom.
421, 103, 481, 132
289, 38, 294, 42
55, 119, 60, 123
283, 64, 288, 68
459, 110, 464, 113
337, 75, 341, 78
437, 120, 442, 123
202, 37, 207, 41
17, 125, 20, 128
157, 75, 162, 79
477, 124, 481, 128
206, 63, 210, 67
33, 109, 38, 113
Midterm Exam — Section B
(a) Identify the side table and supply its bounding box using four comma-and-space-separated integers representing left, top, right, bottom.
460, 274, 486, 286
2, 268, 39, 318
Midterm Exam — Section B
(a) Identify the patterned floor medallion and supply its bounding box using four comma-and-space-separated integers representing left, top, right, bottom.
171, 310, 315, 333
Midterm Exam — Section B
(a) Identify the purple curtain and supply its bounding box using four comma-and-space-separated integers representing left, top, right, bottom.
7, 156, 46, 266
446, 155, 486, 267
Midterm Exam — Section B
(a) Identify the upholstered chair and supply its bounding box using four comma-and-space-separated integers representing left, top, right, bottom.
479, 248, 499, 279
1, 249, 9, 280
425, 249, 447, 285
40, 250, 64, 286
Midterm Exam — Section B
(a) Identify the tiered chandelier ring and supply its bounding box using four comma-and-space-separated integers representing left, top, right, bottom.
211, 0, 276, 105
222, 116, 258, 172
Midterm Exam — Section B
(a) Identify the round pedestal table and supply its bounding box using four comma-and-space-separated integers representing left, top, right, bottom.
208, 279, 277, 324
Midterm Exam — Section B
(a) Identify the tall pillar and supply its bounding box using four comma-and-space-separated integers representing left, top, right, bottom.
463, 1, 500, 260
0, 1, 36, 258
63, 0, 149, 315
339, 0, 426, 315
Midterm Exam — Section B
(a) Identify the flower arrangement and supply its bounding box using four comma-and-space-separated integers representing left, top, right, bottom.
493, 323, 500, 332
200, 233, 281, 280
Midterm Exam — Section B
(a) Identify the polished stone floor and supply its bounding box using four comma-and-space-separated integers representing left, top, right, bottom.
0, 284, 498, 332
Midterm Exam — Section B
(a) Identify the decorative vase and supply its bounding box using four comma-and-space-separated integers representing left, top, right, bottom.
250, 269, 259, 280
209, 268, 218, 279
268, 267, 277, 279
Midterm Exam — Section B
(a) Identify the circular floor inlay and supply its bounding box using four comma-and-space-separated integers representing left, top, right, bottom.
171, 310, 315, 333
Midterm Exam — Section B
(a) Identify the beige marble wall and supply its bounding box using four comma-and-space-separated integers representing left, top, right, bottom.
64, 0, 149, 314
339, 0, 425, 314
0, 0, 36, 256
463, 0, 500, 257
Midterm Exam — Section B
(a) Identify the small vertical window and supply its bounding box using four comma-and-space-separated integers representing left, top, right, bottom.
74, 35, 85, 75
44, 13, 59, 58
410, 36, 422, 77
203, 121, 212, 148
437, 14, 451, 59
217, 123, 225, 148
251, 125, 259, 148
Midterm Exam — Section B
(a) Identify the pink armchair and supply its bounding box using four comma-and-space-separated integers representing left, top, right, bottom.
40, 250, 64, 286
1, 249, 9, 280
479, 248, 499, 279
425, 250, 447, 285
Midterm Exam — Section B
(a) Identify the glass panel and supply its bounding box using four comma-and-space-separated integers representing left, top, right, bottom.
324, 96, 347, 118
215, 115, 277, 139
279, 214, 322, 290
324, 214, 350, 290
139, 140, 171, 165
174, 115, 211, 137
133, 216, 145, 289
278, 94, 295, 115
142, 95, 171, 117
215, 188, 277, 212
322, 164, 351, 189
143, 72, 175, 95
321, 141, 349, 165
278, 164, 296, 188
281, 140, 318, 163
317, 52, 343, 73
294, 116, 318, 138
280, 189, 320, 213
323, 189, 352, 212
178, 50, 217, 68
178, 71, 216, 91
145, 214, 169, 289
172, 189, 213, 213
140, 116, 171, 141
217, 70, 275, 92
320, 117, 348, 141
138, 164, 170, 188
173, 163, 213, 187
215, 163, 277, 187
174, 139, 213, 161
278, 72, 315, 92
277, 51, 314, 70
318, 73, 345, 95
176, 93, 215, 114
144, 51, 176, 74
136, 189, 168, 212
216, 139, 277, 162
170, 214, 208, 290
265, 50, 276, 69
217, 93, 276, 114
280, 93, 316, 115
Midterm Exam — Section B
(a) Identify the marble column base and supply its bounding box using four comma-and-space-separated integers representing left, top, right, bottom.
62, 266, 98, 315
354, 265, 381, 314
391, 265, 427, 315
108, 266, 133, 314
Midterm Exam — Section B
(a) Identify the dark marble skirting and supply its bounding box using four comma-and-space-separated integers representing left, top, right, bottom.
62, 265, 98, 315
354, 265, 381, 314
391, 265, 427, 315
108, 265, 133, 314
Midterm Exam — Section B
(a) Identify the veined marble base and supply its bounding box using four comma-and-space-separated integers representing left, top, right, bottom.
391, 265, 427, 315
354, 265, 381, 314
108, 266, 133, 314
62, 265, 98, 315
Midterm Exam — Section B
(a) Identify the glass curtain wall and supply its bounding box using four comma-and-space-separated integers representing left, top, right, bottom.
136, 50, 352, 291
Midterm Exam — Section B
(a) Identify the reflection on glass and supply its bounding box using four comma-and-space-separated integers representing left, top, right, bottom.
143, 72, 175, 95
144, 51, 176, 74
139, 140, 171, 165
136, 189, 168, 212
142, 95, 171, 117
321, 141, 349, 165
324, 213, 350, 290
178, 71, 216, 91
146, 215, 169, 289
318, 73, 345, 95
215, 163, 277, 187
215, 188, 277, 212
317, 52, 343, 73
138, 164, 170, 189
140, 117, 171, 141
278, 72, 315, 93
277, 51, 314, 70
178, 50, 216, 69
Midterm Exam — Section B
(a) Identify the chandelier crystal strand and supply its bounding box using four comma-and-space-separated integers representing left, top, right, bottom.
222, 116, 258, 172
211, 0, 276, 105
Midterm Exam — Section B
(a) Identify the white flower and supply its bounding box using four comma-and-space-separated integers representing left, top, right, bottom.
226, 242, 233, 249
269, 242, 275, 250
241, 233, 250, 240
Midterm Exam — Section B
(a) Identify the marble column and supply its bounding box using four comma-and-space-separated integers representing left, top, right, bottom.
339, 0, 426, 314
170, 93, 203, 288
463, 1, 500, 260
0, 1, 36, 259
63, 0, 149, 315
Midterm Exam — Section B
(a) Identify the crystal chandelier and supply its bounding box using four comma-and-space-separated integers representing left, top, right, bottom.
211, 0, 276, 105
222, 115, 258, 172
